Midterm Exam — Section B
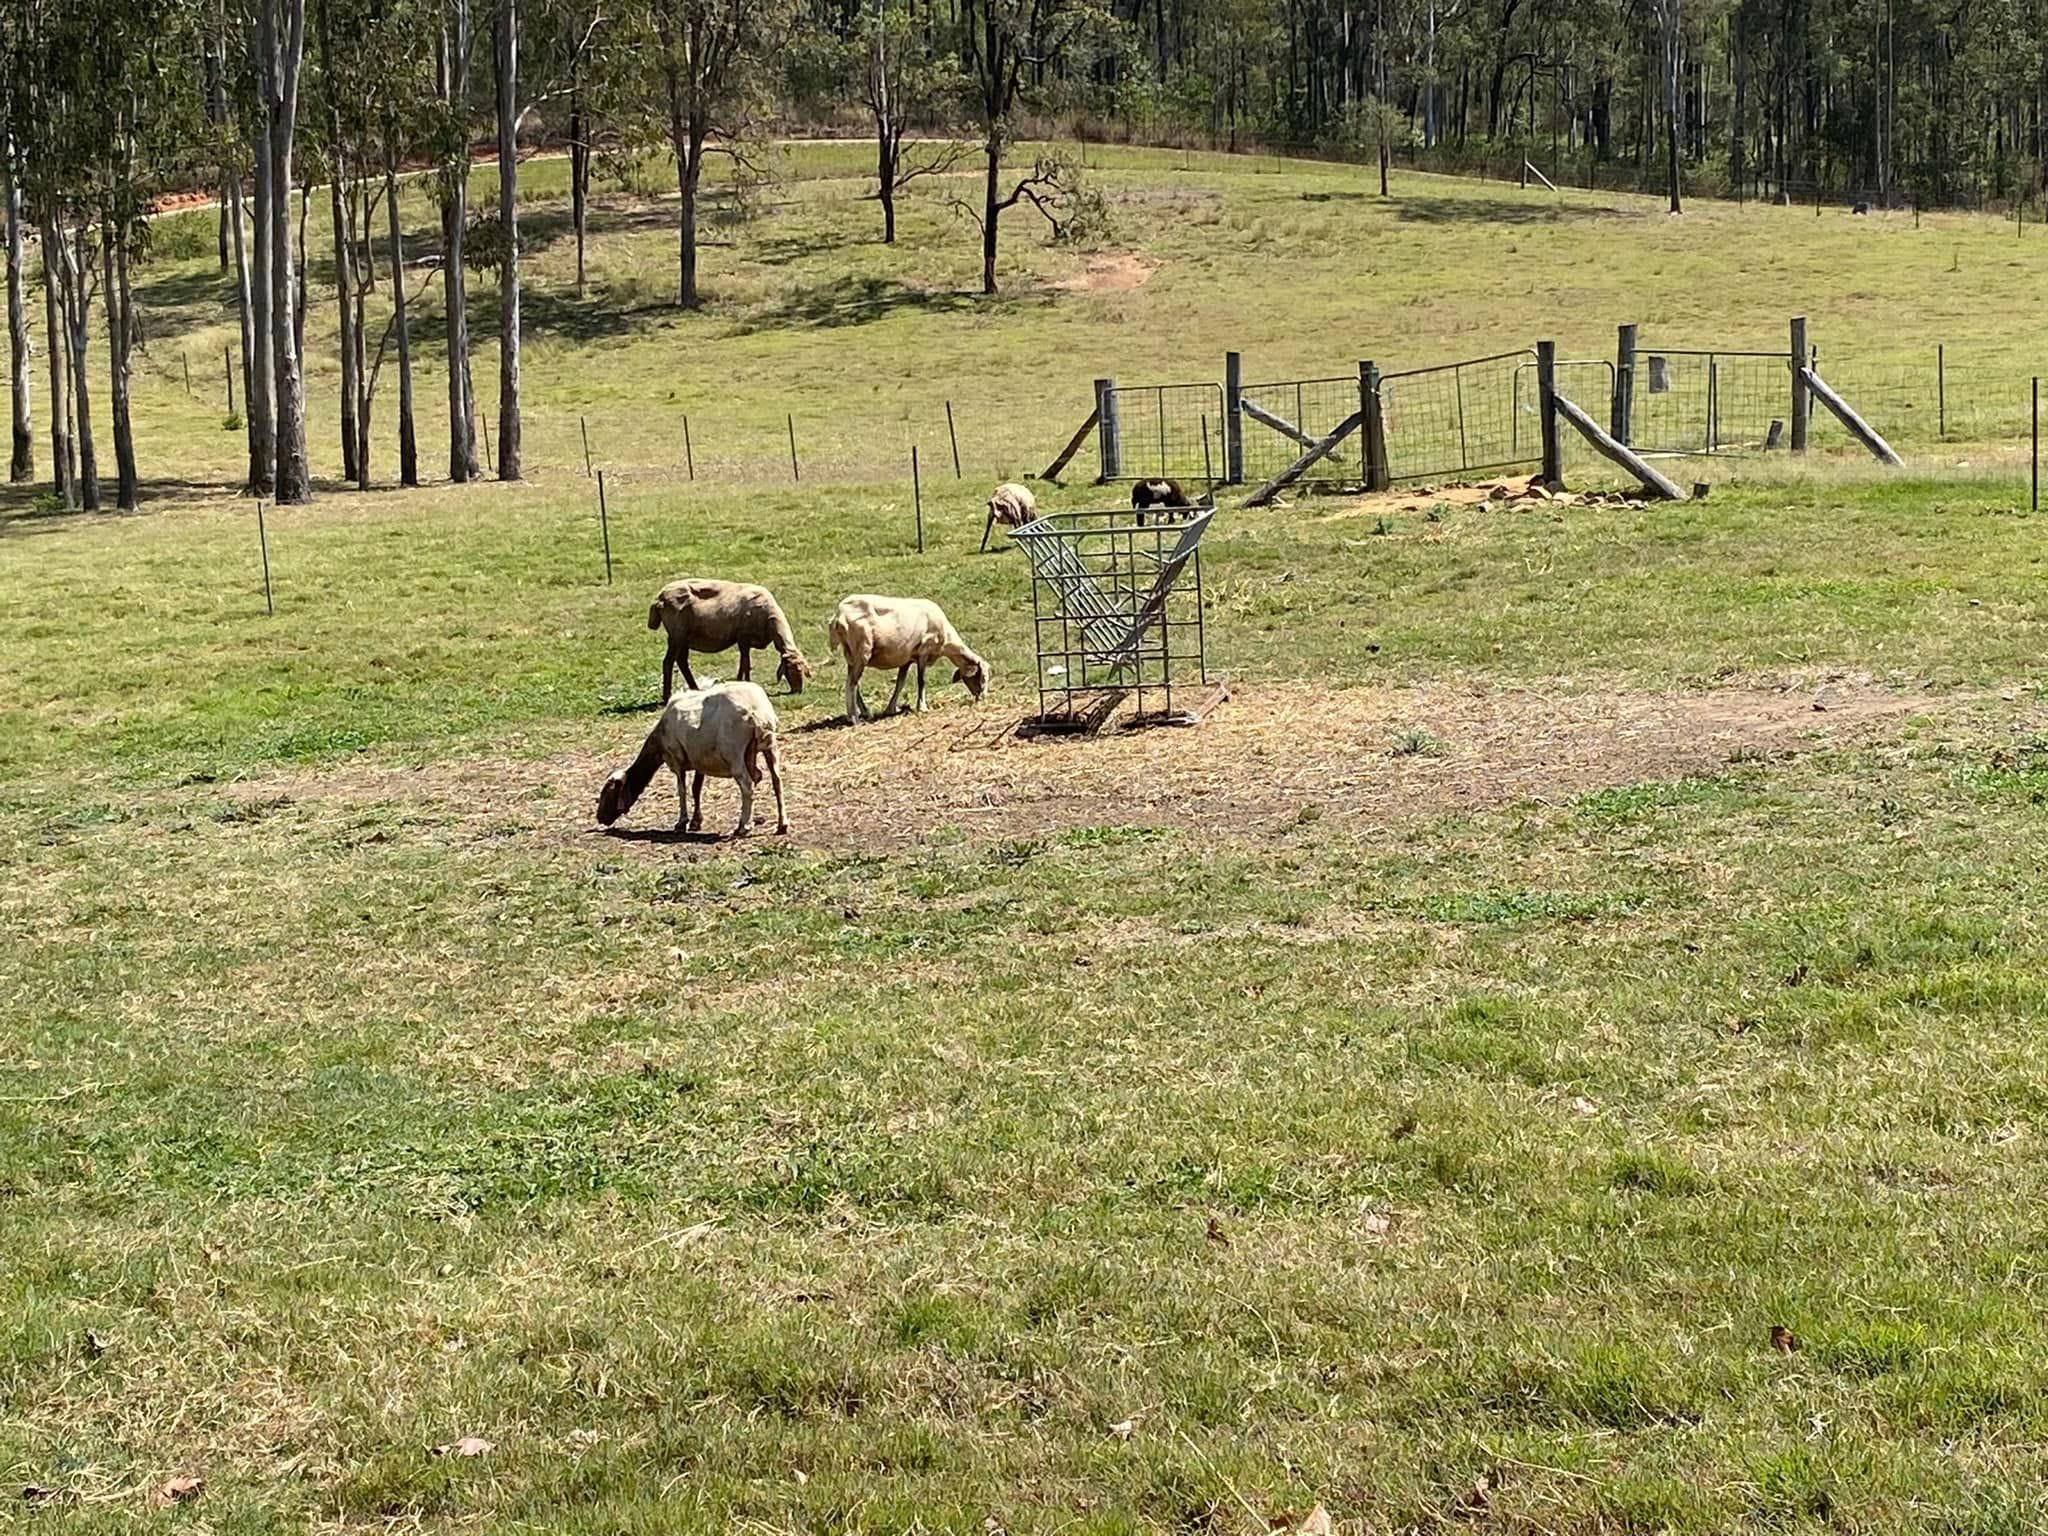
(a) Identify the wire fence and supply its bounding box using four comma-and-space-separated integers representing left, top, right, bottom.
1630, 348, 1794, 456
1238, 375, 1361, 484
1817, 353, 2046, 447
1103, 382, 1226, 484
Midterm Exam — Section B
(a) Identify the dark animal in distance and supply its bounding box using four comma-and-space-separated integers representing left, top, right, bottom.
1131, 478, 1192, 524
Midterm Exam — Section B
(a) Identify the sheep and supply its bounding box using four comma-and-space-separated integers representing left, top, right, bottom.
1131, 477, 1192, 524
647, 578, 812, 703
828, 594, 990, 724
596, 680, 788, 838
986, 481, 1038, 530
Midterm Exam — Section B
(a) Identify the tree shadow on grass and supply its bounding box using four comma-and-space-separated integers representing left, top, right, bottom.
0, 476, 252, 535
731, 274, 989, 333
1392, 193, 1629, 225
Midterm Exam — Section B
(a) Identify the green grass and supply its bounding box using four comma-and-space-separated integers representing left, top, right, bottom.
4, 143, 2048, 1532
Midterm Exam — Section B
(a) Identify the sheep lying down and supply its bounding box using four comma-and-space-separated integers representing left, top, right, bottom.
596, 681, 788, 838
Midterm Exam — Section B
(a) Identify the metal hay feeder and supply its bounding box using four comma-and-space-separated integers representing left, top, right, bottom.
1007, 506, 1214, 731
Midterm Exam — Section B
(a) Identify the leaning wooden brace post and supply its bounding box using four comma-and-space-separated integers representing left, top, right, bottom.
1536, 340, 1562, 486
1551, 393, 1686, 500
1361, 361, 1390, 491
1095, 377, 1122, 482
1038, 407, 1100, 487
1243, 410, 1363, 506
1224, 350, 1244, 484
1789, 316, 1810, 453
1613, 323, 1638, 443
1801, 366, 1905, 466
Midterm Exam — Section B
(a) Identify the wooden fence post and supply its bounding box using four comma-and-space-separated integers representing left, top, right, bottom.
1536, 340, 1562, 486
256, 500, 274, 615
1790, 316, 1810, 453
596, 470, 613, 584
1614, 323, 1638, 443
1224, 351, 1244, 484
1360, 361, 1390, 491
1096, 377, 1121, 481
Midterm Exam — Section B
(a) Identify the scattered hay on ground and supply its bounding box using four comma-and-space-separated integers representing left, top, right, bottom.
226, 676, 1946, 855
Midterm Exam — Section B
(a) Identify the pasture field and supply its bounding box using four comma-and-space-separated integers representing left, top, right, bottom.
4, 147, 2048, 1532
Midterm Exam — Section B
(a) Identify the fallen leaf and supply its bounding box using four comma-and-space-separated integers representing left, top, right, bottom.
1770, 1324, 1800, 1354
792, 1469, 808, 1486
567, 1428, 604, 1449
1107, 1416, 1139, 1441
153, 1476, 204, 1507
1361, 1210, 1391, 1238
1457, 1474, 1491, 1513
1569, 1096, 1598, 1117
984, 1518, 1006, 1536
1205, 1215, 1230, 1245
431, 1436, 495, 1458
1297, 1505, 1334, 1536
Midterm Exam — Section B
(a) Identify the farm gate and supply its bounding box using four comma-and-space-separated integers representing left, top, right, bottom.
1097, 381, 1227, 483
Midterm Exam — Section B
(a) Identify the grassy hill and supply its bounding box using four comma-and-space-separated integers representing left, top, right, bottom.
4, 146, 2048, 1533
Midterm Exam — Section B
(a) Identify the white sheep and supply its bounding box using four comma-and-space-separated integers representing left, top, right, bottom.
596, 680, 788, 838
828, 594, 990, 724
986, 481, 1038, 530
647, 578, 813, 702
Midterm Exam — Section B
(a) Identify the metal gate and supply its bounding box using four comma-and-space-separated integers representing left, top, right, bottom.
1511, 359, 1617, 459
1377, 350, 1538, 482
1101, 382, 1227, 483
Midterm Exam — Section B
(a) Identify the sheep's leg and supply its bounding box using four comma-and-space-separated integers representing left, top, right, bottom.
680, 654, 701, 692
914, 661, 928, 712
737, 647, 753, 682
883, 664, 911, 715
672, 766, 690, 832
843, 658, 866, 724
731, 771, 755, 837
662, 643, 678, 704
689, 771, 706, 833
764, 746, 789, 835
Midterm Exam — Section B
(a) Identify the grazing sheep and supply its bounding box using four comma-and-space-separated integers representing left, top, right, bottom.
647, 578, 812, 703
596, 680, 788, 838
986, 481, 1038, 531
828, 594, 990, 723
1131, 477, 1192, 524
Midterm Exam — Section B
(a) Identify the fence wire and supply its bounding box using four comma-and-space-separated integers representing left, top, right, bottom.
1238, 376, 1362, 484
1817, 355, 2043, 446
1104, 383, 1225, 484
1378, 351, 1535, 482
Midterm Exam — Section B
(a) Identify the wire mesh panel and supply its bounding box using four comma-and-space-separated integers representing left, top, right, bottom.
1510, 359, 1617, 464
1937, 367, 2043, 443
1009, 508, 1211, 728
1632, 348, 1792, 455
1238, 376, 1363, 484
1103, 383, 1226, 484
1378, 351, 1536, 482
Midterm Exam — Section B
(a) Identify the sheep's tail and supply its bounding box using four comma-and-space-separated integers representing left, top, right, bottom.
745, 727, 777, 785
827, 614, 851, 663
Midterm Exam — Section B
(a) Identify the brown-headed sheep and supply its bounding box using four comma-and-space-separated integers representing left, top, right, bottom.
647, 578, 812, 702
986, 482, 1038, 530
596, 680, 788, 838
828, 594, 990, 724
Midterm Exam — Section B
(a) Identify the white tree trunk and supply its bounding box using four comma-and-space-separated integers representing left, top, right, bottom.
5, 165, 30, 482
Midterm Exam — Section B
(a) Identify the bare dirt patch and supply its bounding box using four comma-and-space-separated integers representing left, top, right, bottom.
1057, 252, 1158, 294
229, 677, 1938, 857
